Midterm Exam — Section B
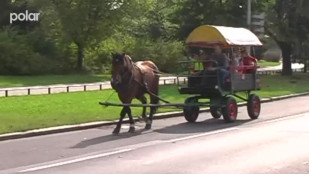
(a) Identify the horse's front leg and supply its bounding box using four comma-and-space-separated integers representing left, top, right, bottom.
127, 106, 135, 133
113, 107, 126, 135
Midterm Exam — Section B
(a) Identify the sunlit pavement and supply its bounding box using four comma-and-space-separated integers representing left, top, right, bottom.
0, 95, 309, 174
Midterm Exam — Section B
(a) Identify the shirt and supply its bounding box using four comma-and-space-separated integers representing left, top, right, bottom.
240, 55, 256, 66
211, 53, 229, 68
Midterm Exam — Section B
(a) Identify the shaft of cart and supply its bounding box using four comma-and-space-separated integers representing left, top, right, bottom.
99, 101, 211, 108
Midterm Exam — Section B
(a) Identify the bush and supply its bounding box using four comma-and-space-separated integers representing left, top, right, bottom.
130, 39, 185, 73
84, 32, 136, 74
84, 30, 185, 74
262, 49, 282, 62
0, 29, 71, 75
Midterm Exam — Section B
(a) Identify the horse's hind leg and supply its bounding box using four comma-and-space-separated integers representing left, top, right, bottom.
127, 106, 135, 133
137, 95, 147, 121
145, 94, 159, 130
113, 107, 126, 135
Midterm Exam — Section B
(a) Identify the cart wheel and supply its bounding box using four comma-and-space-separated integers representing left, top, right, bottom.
210, 106, 222, 119
247, 94, 261, 119
183, 97, 200, 122
222, 97, 238, 123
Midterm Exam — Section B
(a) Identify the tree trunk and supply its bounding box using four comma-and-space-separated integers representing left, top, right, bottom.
76, 43, 84, 72
304, 60, 308, 73
278, 42, 292, 76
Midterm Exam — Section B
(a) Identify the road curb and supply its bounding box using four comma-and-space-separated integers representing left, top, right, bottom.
1, 92, 308, 141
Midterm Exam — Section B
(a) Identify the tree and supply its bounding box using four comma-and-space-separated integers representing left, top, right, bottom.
170, 0, 267, 40
265, 0, 309, 75
119, 0, 178, 41
51, 0, 131, 72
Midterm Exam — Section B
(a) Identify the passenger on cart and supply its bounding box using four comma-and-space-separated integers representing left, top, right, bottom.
190, 50, 211, 74
200, 50, 213, 70
232, 47, 242, 66
239, 49, 257, 73
189, 50, 206, 72
201, 45, 230, 88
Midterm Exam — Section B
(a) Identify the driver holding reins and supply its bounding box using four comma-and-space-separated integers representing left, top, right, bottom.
202, 45, 230, 87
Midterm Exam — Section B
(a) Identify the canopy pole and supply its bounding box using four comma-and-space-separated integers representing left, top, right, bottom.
246, 0, 252, 54
247, 0, 252, 28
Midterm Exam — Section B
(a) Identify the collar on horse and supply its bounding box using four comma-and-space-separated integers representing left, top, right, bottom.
115, 55, 145, 92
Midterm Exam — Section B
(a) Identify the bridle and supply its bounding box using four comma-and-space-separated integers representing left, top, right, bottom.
112, 54, 135, 91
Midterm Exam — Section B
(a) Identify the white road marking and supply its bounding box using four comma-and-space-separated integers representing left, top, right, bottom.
18, 127, 238, 173
263, 112, 309, 124
17, 114, 308, 173
18, 148, 133, 173
165, 127, 238, 143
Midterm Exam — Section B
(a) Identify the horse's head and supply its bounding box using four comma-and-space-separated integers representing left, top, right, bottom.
110, 52, 133, 90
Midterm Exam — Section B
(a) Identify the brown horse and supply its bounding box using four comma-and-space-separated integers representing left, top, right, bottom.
110, 52, 160, 134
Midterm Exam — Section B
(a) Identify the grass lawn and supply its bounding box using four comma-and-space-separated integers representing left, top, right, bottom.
0, 73, 308, 134
0, 74, 110, 88
258, 60, 281, 68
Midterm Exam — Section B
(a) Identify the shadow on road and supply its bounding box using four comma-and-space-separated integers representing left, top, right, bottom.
71, 118, 253, 149
71, 128, 150, 149
154, 118, 253, 134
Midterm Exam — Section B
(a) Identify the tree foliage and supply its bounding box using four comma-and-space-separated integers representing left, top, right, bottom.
0, 0, 308, 75
51, 0, 133, 71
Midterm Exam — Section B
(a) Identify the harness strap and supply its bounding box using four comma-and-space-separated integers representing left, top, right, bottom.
133, 63, 170, 104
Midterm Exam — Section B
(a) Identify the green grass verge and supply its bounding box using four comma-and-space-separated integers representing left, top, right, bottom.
258, 60, 281, 68
0, 73, 308, 134
0, 74, 110, 88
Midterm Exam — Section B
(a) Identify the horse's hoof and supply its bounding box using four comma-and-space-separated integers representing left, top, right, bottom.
137, 116, 147, 122
145, 124, 152, 130
128, 127, 135, 133
112, 128, 120, 135
142, 114, 147, 119
137, 116, 144, 122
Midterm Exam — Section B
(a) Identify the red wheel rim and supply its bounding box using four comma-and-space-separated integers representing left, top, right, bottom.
253, 99, 260, 116
229, 103, 237, 119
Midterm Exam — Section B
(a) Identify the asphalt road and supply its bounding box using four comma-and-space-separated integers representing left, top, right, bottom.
0, 96, 308, 174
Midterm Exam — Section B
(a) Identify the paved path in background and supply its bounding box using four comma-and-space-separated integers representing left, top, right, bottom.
257, 62, 304, 71
0, 76, 184, 97
0, 96, 308, 173
0, 63, 304, 97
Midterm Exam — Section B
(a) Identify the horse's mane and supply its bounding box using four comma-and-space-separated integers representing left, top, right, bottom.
124, 54, 160, 75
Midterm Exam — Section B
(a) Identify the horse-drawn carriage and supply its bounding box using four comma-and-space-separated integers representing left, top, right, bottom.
178, 25, 262, 123
100, 25, 263, 134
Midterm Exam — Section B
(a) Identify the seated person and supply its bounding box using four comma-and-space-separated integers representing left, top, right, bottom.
232, 47, 242, 66
202, 45, 230, 88
239, 49, 257, 73
200, 51, 213, 69
190, 53, 202, 72
190, 50, 212, 73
